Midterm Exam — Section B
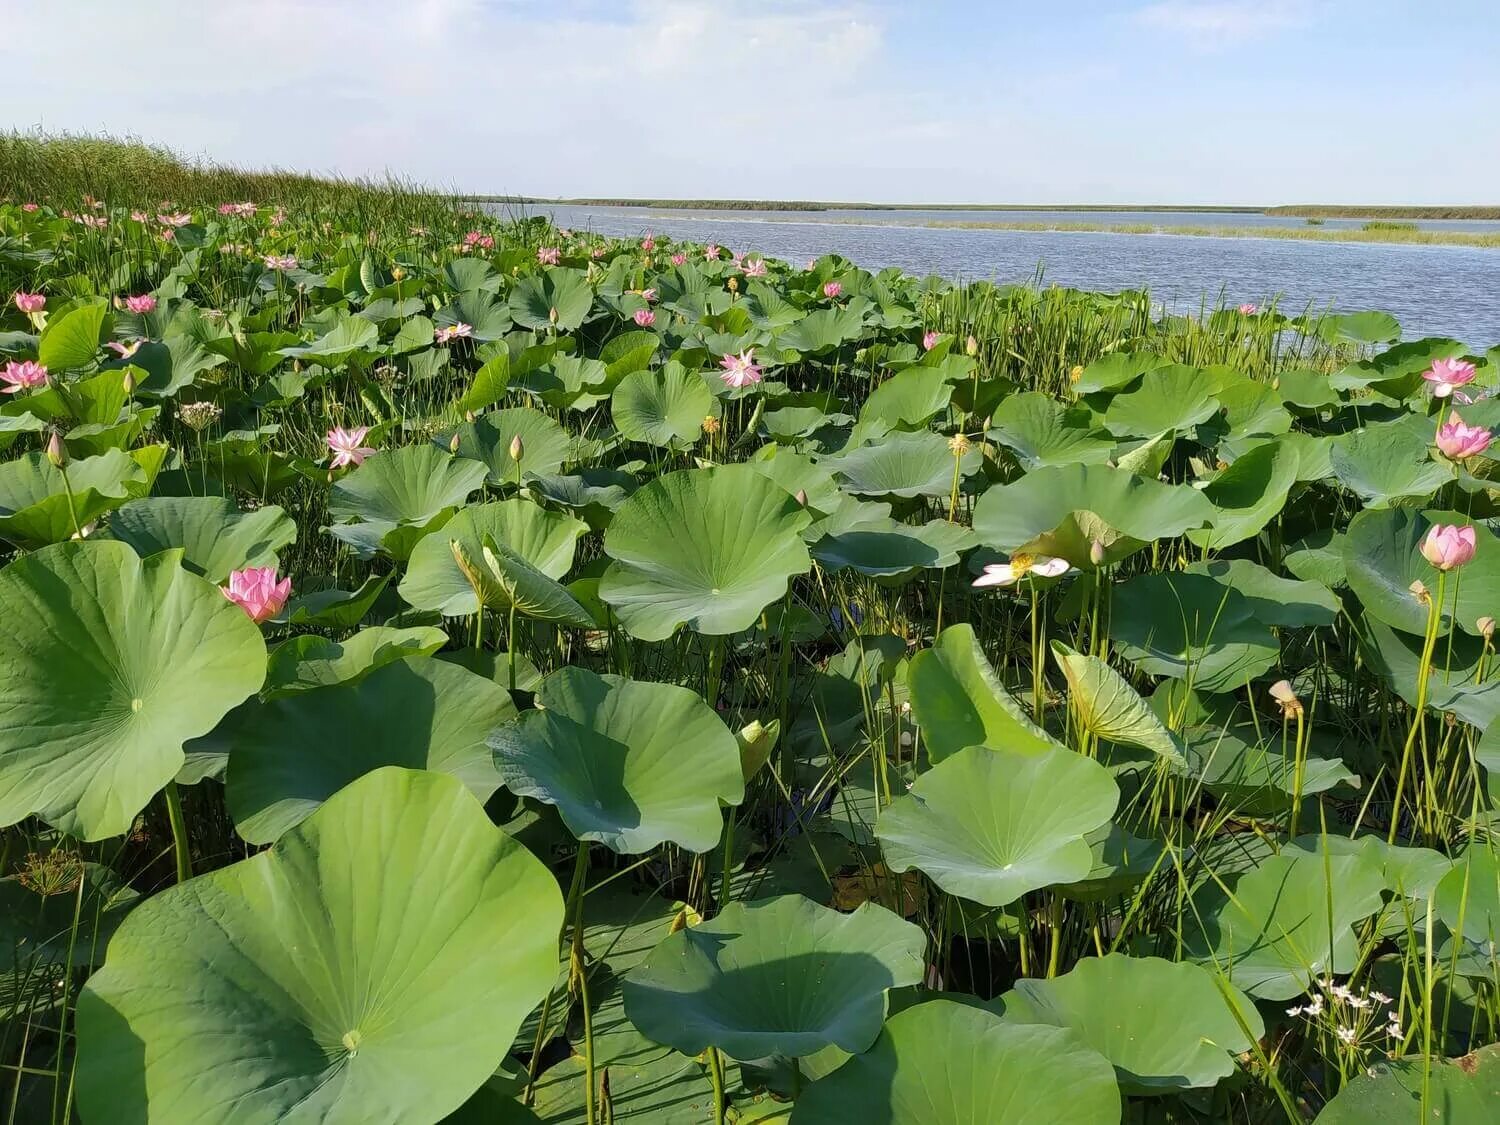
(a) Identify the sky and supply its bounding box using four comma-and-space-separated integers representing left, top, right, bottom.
5, 0, 1499, 204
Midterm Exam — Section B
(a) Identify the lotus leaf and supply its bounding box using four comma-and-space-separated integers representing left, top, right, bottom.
820, 429, 977, 498
107, 495, 296, 582
1111, 572, 1280, 693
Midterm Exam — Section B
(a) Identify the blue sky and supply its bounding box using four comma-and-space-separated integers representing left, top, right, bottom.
7, 0, 1499, 203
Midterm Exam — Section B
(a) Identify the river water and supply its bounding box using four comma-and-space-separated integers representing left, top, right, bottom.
501, 204, 1500, 345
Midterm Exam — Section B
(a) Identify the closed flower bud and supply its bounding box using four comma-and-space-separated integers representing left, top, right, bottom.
1479, 615, 1496, 640
121, 369, 136, 394
1089, 538, 1106, 567
509, 435, 524, 462
45, 430, 67, 467
449, 432, 461, 454
965, 334, 979, 357
794, 489, 808, 506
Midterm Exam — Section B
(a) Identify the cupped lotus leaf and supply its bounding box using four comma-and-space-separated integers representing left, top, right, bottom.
820, 430, 977, 499
227, 657, 515, 844
475, 536, 596, 627
1319, 309, 1402, 347
0, 541, 264, 840
775, 304, 867, 354
877, 745, 1119, 906
436, 293, 513, 342
328, 443, 487, 525
746, 444, 845, 515
1103, 365, 1221, 437
75, 767, 564, 1125
972, 463, 1214, 569
1330, 416, 1451, 507
907, 623, 1059, 762
1075, 350, 1170, 394
1186, 558, 1339, 628
1274, 367, 1340, 410
1345, 508, 1500, 637
1110, 572, 1280, 693
1215, 377, 1293, 440
107, 495, 296, 582
790, 1001, 1121, 1125
1314, 1044, 1500, 1124
985, 392, 1115, 470
401, 499, 586, 616
622, 895, 925, 1060
611, 363, 717, 447
442, 407, 573, 484
994, 953, 1262, 1094
264, 626, 449, 696
599, 464, 811, 641
0, 447, 153, 548
1330, 335, 1465, 395
858, 365, 954, 429
1185, 440, 1298, 550
1050, 641, 1184, 764
508, 267, 594, 331
488, 667, 744, 853
525, 468, 637, 528
812, 519, 974, 580
1183, 846, 1387, 998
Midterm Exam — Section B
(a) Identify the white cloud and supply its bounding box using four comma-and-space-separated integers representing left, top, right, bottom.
1135, 1, 1312, 48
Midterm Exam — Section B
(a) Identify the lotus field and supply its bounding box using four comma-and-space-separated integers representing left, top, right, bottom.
3, 192, 1500, 1125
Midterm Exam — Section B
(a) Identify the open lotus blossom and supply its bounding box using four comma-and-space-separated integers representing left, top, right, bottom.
591, 247, 606, 259
263, 254, 298, 271
1238, 302, 1259, 315
21, 202, 38, 212
536, 245, 561, 265
641, 233, 655, 252
218, 201, 258, 217
157, 212, 192, 227
704, 243, 720, 260
823, 281, 842, 298
639, 287, 657, 302
719, 349, 762, 388
1436, 412, 1492, 459
463, 231, 495, 250
0, 360, 47, 393
77, 214, 108, 229
123, 294, 157, 314
434, 322, 473, 344
129, 210, 150, 222
1421, 523, 1477, 570
221, 566, 291, 624
327, 425, 377, 469
106, 340, 142, 359
743, 257, 767, 278
670, 252, 687, 266
971, 555, 1072, 588
1422, 356, 1477, 398
633, 308, 656, 327
922, 330, 941, 350
13, 292, 44, 314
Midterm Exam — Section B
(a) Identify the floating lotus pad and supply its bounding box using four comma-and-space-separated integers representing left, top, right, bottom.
622, 895, 925, 1060
0, 541, 265, 840
76, 768, 563, 1125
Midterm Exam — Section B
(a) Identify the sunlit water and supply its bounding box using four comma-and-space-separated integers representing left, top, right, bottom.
498, 204, 1500, 345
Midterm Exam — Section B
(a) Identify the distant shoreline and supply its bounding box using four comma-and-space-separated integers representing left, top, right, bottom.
470, 197, 1500, 221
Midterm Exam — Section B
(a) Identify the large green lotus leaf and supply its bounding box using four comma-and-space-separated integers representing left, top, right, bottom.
746, 444, 845, 515
622, 895, 925, 1060
1110, 572, 1280, 693
75, 767, 564, 1125
1329, 335, 1465, 395
1330, 416, 1451, 507
907, 623, 1059, 761
1059, 823, 1170, 903
1185, 558, 1339, 628
878, 745, 1118, 906
972, 463, 1214, 569
1178, 725, 1359, 814
437, 292, 512, 341
525, 468, 638, 529
508, 267, 594, 331
994, 953, 1262, 1094
1185, 439, 1298, 550
775, 304, 867, 354
1103, 365, 1221, 437
442, 407, 573, 485
820, 430, 978, 499
38, 301, 110, 370
1215, 377, 1293, 440
278, 315, 382, 365
0, 447, 152, 548
264, 626, 450, 696
401, 499, 585, 616
478, 536, 596, 627
1345, 508, 1500, 637
811, 518, 973, 580
1182, 846, 1387, 998
1320, 309, 1402, 347
1074, 350, 1171, 394
283, 573, 391, 629
1357, 617, 1500, 729
227, 657, 515, 844
0, 863, 139, 974
1050, 641, 1183, 764
107, 496, 296, 582
1285, 834, 1452, 903
489, 667, 744, 853
0, 541, 264, 840
791, 1001, 1121, 1125
1315, 1044, 1500, 1123
612, 364, 716, 447
858, 365, 954, 429
328, 444, 487, 524
599, 465, 811, 640
1435, 844, 1500, 947
985, 392, 1115, 470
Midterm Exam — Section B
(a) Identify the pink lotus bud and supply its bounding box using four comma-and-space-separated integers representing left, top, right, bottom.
1420, 523, 1477, 571
1435, 412, 1492, 460
45, 431, 67, 467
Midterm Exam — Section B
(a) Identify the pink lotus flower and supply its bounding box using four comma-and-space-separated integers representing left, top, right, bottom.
641, 233, 655, 252
77, 214, 108, 229
743, 257, 767, 278
263, 254, 298, 271
640, 287, 658, 302
463, 230, 495, 250
633, 308, 656, 327
537, 246, 561, 265
591, 247, 606, 259
704, 244, 721, 261
13, 292, 44, 314
720, 349, 762, 388
434, 322, 473, 344
221, 566, 291, 623
269, 207, 287, 226
129, 210, 149, 222
1238, 302, 1259, 315
823, 281, 842, 298
1436, 412, 1492, 460
157, 212, 192, 227
1423, 357, 1477, 399
0, 360, 47, 393
21, 203, 38, 213
218, 201, 257, 217
124, 294, 156, 314
327, 425, 377, 469
1421, 523, 1477, 571
972, 556, 1072, 588
922, 330, 941, 350
670, 252, 687, 267
106, 340, 141, 359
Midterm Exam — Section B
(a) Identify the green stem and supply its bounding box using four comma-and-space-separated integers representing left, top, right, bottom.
567, 843, 595, 1125
1389, 572, 1446, 844
163, 782, 192, 883
708, 1046, 725, 1125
